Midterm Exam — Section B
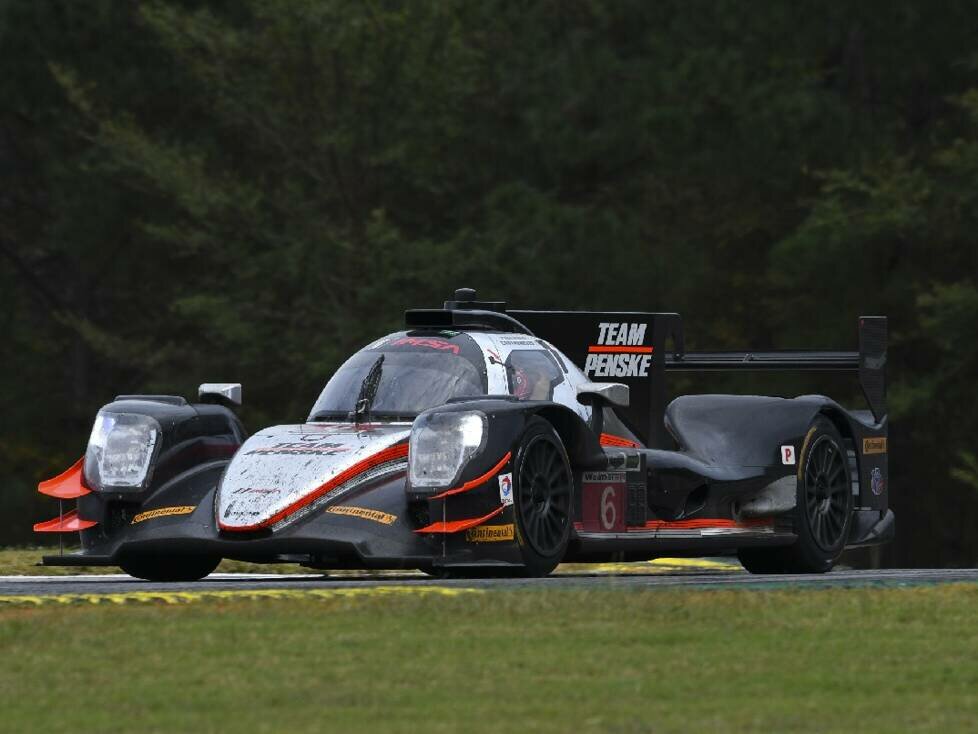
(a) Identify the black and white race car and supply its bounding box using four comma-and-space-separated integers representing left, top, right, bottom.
35, 289, 893, 580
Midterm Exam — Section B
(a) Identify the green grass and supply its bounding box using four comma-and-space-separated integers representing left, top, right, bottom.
1, 585, 976, 733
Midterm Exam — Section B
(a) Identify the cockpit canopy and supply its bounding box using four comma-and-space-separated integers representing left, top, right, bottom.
308, 333, 488, 421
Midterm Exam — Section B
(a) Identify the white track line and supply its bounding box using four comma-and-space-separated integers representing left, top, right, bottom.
0, 573, 325, 583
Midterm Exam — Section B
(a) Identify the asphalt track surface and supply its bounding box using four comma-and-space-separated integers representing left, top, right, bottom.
3, 564, 978, 600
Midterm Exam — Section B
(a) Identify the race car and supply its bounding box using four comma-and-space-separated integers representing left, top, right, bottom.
34, 288, 893, 580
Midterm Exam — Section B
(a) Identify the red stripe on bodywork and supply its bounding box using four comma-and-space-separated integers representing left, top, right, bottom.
642, 518, 773, 530
587, 345, 654, 354
430, 452, 512, 499
37, 457, 91, 499
414, 505, 507, 534
219, 442, 409, 531
34, 509, 98, 533
599, 434, 640, 449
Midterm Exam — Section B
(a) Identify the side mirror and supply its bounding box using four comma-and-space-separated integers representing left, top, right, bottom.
198, 383, 242, 407
576, 382, 629, 408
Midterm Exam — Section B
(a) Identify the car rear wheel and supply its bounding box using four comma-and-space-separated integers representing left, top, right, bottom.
120, 554, 221, 582
738, 416, 853, 574
513, 417, 573, 577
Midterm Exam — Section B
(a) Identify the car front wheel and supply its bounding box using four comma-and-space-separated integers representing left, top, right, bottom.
512, 417, 573, 577
119, 554, 221, 582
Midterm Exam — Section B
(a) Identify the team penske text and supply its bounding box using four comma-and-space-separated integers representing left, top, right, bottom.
585, 352, 652, 378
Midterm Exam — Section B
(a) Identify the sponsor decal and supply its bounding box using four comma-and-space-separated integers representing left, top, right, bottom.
863, 437, 887, 455
496, 337, 537, 347
584, 353, 652, 378
326, 505, 397, 525
246, 440, 349, 456
582, 471, 626, 532
223, 501, 261, 520
388, 336, 460, 354
605, 452, 641, 470
584, 322, 652, 378
465, 524, 515, 542
132, 505, 196, 524
582, 471, 627, 482
231, 487, 279, 495
597, 322, 648, 347
871, 467, 885, 496
498, 472, 513, 506
781, 445, 796, 465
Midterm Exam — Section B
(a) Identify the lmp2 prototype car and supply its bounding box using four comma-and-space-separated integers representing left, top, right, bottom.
34, 289, 893, 580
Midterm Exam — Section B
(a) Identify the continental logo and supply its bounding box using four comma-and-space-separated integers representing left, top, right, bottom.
326, 505, 397, 525
863, 437, 888, 455
131, 505, 196, 524
465, 524, 515, 542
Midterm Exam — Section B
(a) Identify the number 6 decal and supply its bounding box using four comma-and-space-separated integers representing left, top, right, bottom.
600, 486, 617, 530
582, 472, 626, 532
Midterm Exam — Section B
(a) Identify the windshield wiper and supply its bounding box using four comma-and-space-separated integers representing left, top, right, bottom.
350, 354, 384, 425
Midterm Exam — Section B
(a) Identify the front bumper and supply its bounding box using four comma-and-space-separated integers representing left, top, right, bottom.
43, 472, 525, 571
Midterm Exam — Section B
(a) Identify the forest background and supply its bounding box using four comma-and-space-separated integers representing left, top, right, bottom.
2, 0, 976, 566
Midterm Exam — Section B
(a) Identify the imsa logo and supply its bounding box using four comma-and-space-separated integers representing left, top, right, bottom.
584, 322, 653, 379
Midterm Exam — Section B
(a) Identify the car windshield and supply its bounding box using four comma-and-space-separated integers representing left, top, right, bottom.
308, 335, 486, 420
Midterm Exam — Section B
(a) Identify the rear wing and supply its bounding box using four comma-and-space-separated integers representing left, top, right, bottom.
511, 311, 887, 448
661, 315, 887, 419
405, 291, 885, 449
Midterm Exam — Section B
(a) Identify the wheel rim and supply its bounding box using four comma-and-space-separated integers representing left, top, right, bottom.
803, 436, 849, 551
516, 435, 571, 557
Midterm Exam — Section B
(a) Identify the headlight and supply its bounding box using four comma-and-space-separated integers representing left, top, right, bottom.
84, 411, 161, 490
408, 411, 486, 488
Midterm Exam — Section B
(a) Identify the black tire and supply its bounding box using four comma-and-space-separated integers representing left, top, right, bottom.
512, 417, 573, 577
120, 554, 221, 582
738, 416, 853, 574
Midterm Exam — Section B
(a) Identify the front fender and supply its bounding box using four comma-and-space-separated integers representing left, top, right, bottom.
76, 459, 229, 553
412, 397, 601, 484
